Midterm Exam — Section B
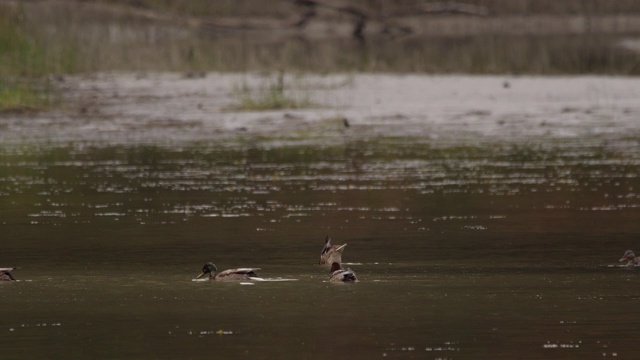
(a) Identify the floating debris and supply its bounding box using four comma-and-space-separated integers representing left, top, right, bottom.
248, 277, 298, 282
543, 341, 580, 349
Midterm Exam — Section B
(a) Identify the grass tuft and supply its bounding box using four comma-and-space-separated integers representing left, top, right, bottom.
0, 82, 54, 113
232, 72, 315, 111
0, 4, 56, 112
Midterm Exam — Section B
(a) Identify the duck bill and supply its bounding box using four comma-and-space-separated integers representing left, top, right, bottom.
336, 244, 347, 253
196, 272, 207, 279
619, 257, 627, 263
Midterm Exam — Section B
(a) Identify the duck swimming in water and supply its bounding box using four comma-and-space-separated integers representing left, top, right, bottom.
319, 236, 347, 269
329, 262, 358, 283
196, 262, 260, 281
0, 267, 17, 281
619, 250, 640, 268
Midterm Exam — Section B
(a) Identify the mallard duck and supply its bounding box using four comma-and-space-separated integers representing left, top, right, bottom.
196, 262, 260, 281
329, 262, 358, 283
619, 250, 640, 268
0, 267, 17, 281
319, 236, 347, 269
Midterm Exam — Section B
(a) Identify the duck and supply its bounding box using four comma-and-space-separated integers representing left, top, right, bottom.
319, 236, 347, 269
0, 267, 17, 281
619, 250, 640, 268
329, 262, 358, 283
196, 262, 261, 281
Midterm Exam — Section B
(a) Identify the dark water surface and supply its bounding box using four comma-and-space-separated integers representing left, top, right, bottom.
1, 138, 640, 359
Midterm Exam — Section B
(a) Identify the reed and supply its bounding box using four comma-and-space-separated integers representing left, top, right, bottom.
3, 0, 640, 91
0, 4, 55, 111
0, 6, 45, 78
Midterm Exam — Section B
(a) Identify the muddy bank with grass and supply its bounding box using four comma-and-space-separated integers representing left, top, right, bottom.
2, 1, 640, 142
1, 72, 639, 147
3, 0, 640, 114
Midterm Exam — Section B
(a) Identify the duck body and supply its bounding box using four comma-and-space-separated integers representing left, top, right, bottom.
329, 262, 358, 283
319, 236, 347, 269
197, 262, 260, 281
619, 250, 640, 268
0, 267, 17, 281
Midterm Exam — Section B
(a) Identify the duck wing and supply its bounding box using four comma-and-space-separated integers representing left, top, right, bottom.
0, 268, 16, 281
218, 268, 261, 277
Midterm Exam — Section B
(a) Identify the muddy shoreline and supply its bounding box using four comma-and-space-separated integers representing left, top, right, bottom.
1, 73, 639, 148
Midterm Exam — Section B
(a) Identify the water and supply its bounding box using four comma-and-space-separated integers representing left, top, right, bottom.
1, 138, 640, 359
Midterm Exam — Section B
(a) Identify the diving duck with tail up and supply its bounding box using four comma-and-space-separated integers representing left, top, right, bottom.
319, 236, 347, 269
1, 267, 17, 281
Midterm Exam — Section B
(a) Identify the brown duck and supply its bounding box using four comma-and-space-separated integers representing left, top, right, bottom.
619, 250, 640, 268
319, 236, 347, 269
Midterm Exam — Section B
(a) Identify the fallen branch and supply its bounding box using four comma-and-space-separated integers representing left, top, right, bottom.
387, 1, 490, 18
288, 0, 488, 38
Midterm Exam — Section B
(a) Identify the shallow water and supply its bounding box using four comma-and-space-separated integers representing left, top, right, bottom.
1, 138, 640, 359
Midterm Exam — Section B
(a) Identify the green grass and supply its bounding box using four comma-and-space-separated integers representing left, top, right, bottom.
0, 83, 51, 113
232, 74, 315, 111
237, 88, 312, 111
0, 4, 56, 112
0, 5, 48, 77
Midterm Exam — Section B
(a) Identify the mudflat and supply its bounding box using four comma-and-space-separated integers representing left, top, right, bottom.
2, 73, 639, 146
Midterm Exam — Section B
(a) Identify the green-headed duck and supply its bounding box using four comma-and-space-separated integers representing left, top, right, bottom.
196, 262, 260, 281
329, 262, 358, 283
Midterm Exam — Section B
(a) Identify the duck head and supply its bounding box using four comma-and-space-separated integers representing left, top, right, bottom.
197, 262, 217, 279
330, 262, 342, 272
619, 250, 636, 263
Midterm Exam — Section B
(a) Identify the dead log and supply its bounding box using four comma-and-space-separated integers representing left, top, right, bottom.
289, 0, 487, 38
387, 1, 490, 18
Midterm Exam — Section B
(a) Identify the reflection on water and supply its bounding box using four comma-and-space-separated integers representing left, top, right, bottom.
1, 139, 640, 358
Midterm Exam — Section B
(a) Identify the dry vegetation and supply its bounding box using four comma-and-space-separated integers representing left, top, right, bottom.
103, 0, 640, 17
2, 0, 640, 112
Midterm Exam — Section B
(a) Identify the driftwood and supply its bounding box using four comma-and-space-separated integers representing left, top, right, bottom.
289, 0, 489, 38
196, 0, 489, 38
25, 0, 488, 38
386, 1, 490, 18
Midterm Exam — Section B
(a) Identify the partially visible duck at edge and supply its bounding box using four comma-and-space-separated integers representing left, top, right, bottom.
1, 267, 17, 281
319, 236, 347, 269
619, 250, 640, 268
196, 262, 260, 281
329, 262, 358, 283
